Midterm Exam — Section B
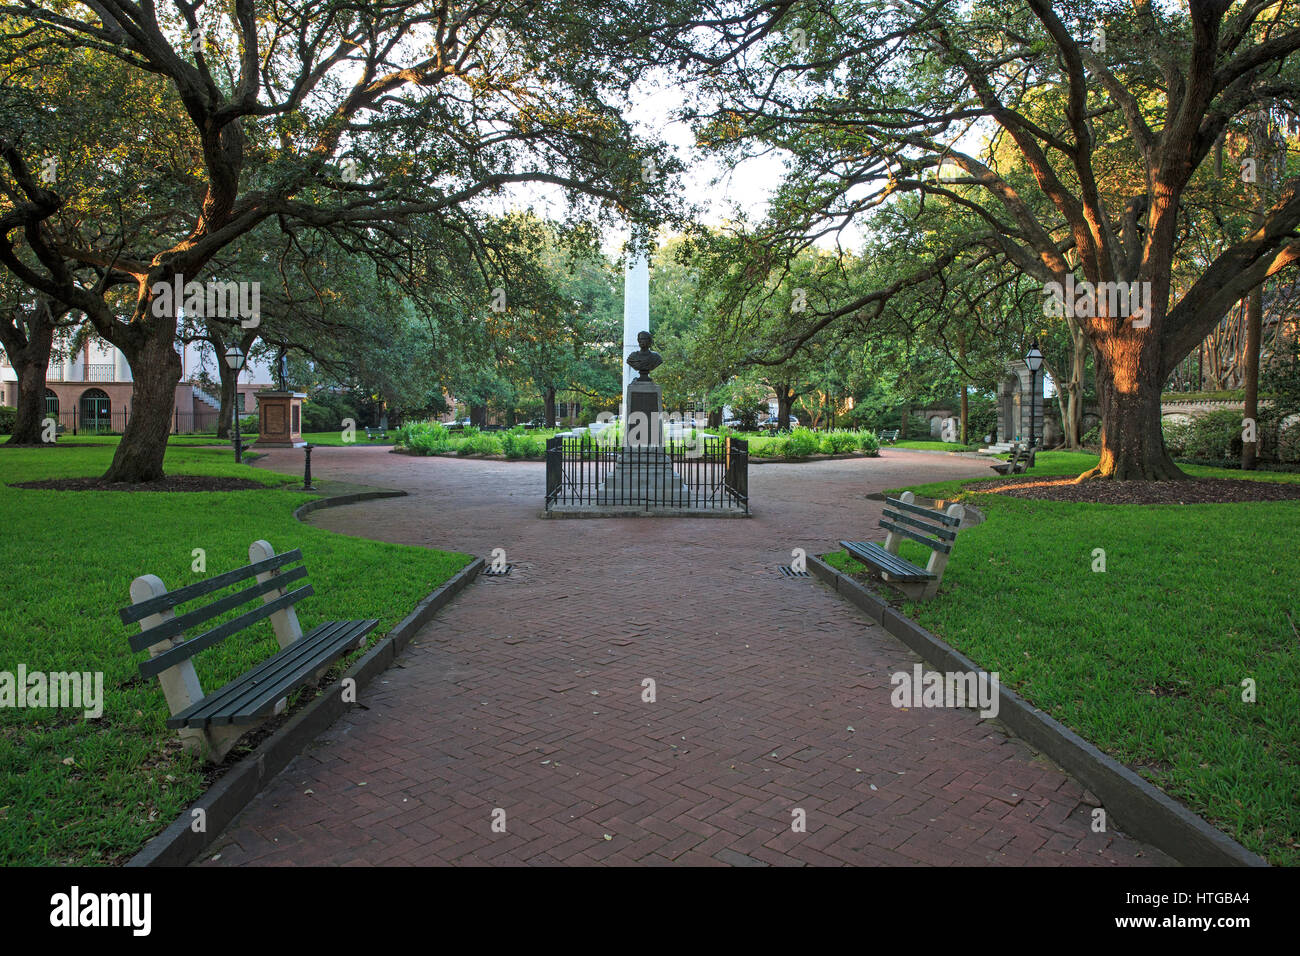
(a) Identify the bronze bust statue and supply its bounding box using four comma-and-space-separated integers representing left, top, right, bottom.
626, 330, 662, 381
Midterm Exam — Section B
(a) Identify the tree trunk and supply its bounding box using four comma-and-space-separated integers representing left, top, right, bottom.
102, 336, 182, 483
707, 407, 721, 428
776, 384, 795, 427
1075, 335, 1185, 481
900, 403, 911, 439
959, 387, 968, 445
1241, 286, 1262, 470
2, 329, 55, 446
0, 302, 57, 445
1065, 320, 1087, 447
543, 387, 556, 427
216, 359, 237, 439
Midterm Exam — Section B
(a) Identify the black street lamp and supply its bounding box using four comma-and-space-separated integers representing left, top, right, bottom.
224, 344, 246, 463
1025, 341, 1043, 453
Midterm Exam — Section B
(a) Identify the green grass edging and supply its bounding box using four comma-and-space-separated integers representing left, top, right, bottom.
832, 450, 1300, 865
0, 443, 471, 865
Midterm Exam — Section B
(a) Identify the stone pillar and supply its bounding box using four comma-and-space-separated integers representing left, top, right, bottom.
254, 390, 307, 447
622, 251, 649, 418
625, 379, 663, 448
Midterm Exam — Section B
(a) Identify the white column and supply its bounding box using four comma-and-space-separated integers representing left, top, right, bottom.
622, 249, 649, 417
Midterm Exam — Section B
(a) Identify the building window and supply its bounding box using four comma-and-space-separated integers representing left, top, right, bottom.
558, 402, 568, 418
79, 388, 111, 434
44, 389, 59, 417
236, 392, 246, 413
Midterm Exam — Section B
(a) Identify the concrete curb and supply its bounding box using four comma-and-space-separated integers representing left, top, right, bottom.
807, 552, 1267, 868
542, 506, 751, 518
292, 489, 407, 520
126, 556, 485, 867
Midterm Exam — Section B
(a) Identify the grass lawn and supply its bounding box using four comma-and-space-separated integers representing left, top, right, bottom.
891, 440, 984, 452
826, 450, 1300, 865
0, 442, 471, 865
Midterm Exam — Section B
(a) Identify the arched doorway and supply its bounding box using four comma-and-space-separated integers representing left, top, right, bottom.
44, 389, 59, 418
79, 388, 111, 433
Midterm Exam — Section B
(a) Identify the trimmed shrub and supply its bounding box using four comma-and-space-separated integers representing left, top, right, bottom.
819, 431, 860, 454
398, 421, 453, 455
501, 428, 544, 460
781, 428, 820, 459
1182, 409, 1242, 464
855, 430, 881, 455
0, 406, 15, 435
1161, 418, 1192, 457
457, 430, 502, 456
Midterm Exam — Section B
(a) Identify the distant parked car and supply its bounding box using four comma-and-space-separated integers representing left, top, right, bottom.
759, 415, 800, 432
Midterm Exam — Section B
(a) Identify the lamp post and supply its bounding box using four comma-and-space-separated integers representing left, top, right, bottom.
1025, 341, 1043, 453
224, 344, 246, 463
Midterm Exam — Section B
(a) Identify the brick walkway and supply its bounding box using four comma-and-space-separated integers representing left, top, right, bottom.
203, 447, 1169, 866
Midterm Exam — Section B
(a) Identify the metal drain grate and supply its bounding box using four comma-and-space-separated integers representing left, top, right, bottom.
778, 565, 810, 578
482, 564, 513, 577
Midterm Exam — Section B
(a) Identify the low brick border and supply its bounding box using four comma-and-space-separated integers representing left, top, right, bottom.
126, 552, 484, 867
807, 553, 1267, 867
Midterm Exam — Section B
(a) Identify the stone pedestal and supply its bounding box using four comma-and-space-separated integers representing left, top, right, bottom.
625, 380, 663, 448
255, 391, 307, 448
596, 448, 689, 504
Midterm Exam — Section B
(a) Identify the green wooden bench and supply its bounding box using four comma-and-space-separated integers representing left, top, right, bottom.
990, 443, 1033, 475
840, 491, 966, 600
364, 425, 388, 440
120, 540, 378, 762
878, 429, 900, 444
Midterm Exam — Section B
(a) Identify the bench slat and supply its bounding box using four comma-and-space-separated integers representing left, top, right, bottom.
842, 541, 929, 579
221, 620, 374, 725
138, 586, 315, 679
840, 541, 934, 581
167, 618, 378, 728
129, 565, 310, 653
882, 508, 958, 540
878, 518, 952, 554
884, 496, 962, 527
120, 549, 303, 624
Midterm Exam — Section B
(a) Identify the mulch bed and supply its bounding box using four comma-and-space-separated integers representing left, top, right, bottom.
11, 476, 268, 492
983, 476, 1300, 504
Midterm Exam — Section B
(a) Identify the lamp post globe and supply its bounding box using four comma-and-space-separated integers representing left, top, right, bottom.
1025, 341, 1043, 452
223, 344, 247, 463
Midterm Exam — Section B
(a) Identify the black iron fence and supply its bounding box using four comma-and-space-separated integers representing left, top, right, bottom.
43, 408, 252, 436
545, 434, 748, 512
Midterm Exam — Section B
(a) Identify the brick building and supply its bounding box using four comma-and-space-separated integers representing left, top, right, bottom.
0, 337, 274, 433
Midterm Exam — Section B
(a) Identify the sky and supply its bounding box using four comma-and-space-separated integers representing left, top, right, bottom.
498, 68, 847, 261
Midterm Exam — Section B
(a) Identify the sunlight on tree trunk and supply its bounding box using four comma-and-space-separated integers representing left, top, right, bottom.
1242, 287, 1262, 470
1075, 335, 1185, 481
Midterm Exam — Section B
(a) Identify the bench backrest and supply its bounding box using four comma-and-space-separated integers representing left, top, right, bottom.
880, 492, 962, 555
120, 541, 312, 681
880, 429, 899, 439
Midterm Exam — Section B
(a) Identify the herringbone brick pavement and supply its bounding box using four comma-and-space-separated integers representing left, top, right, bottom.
200, 447, 1171, 866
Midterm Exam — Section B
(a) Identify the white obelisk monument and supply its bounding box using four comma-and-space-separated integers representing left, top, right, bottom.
621, 249, 649, 420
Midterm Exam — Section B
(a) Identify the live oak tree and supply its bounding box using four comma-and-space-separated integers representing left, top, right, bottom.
0, 0, 703, 481
691, 0, 1300, 479
0, 281, 73, 445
